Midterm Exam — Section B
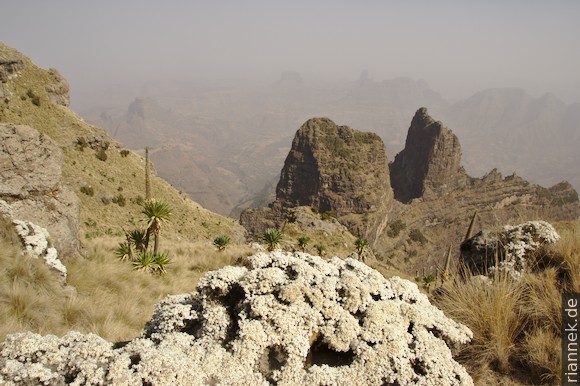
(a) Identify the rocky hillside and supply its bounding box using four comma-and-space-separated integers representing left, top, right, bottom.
381, 108, 580, 273
246, 107, 580, 275
84, 75, 580, 218
0, 42, 245, 257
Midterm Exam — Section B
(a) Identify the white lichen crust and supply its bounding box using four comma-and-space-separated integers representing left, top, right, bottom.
0, 252, 473, 385
489, 220, 560, 280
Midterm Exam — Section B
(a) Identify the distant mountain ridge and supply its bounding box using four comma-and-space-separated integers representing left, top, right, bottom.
437, 88, 580, 188
241, 108, 579, 274
83, 74, 580, 218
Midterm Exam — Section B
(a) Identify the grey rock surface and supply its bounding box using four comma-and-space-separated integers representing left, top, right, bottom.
0, 123, 81, 258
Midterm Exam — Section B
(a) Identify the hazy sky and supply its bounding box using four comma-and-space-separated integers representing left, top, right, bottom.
2, 1, 580, 109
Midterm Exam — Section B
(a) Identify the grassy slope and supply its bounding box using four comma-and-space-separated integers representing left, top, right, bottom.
0, 42, 245, 247
0, 42, 252, 341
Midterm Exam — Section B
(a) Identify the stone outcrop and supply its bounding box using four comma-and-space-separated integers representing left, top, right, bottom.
0, 123, 81, 258
242, 118, 393, 244
1, 199, 68, 281
390, 108, 469, 203
0, 251, 473, 385
460, 221, 560, 279
0, 44, 25, 84
45, 68, 70, 107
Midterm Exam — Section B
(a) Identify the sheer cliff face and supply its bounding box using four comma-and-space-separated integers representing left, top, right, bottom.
389, 108, 469, 203
275, 117, 393, 241
276, 118, 391, 214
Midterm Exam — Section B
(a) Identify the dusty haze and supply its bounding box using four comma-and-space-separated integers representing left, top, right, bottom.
2, 1, 580, 110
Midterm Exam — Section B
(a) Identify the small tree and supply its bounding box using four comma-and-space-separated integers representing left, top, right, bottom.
141, 199, 172, 255
355, 237, 368, 255
314, 244, 326, 256
128, 229, 147, 253
297, 235, 311, 252
263, 228, 282, 251
213, 235, 231, 252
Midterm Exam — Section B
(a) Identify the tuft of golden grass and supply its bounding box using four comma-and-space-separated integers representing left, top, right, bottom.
434, 220, 580, 385
518, 329, 561, 384
0, 229, 257, 342
435, 275, 525, 378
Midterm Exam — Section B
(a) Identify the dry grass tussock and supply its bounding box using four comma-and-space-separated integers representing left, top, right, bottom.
434, 220, 580, 385
0, 232, 254, 343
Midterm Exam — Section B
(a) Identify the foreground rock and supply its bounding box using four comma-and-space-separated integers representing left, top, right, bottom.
0, 252, 473, 385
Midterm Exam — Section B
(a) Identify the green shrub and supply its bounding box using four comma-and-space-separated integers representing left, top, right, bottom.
355, 237, 368, 254
112, 194, 126, 207
314, 244, 326, 256
132, 251, 156, 272
213, 235, 231, 251
387, 219, 406, 237
25, 90, 41, 106
95, 149, 107, 161
297, 235, 311, 252
76, 137, 88, 151
409, 228, 427, 245
321, 210, 337, 221
79, 185, 94, 196
152, 252, 171, 274
115, 242, 132, 261
262, 228, 282, 251
120, 149, 130, 157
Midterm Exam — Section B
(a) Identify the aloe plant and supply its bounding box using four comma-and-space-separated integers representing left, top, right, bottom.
297, 235, 310, 252
140, 199, 172, 255
422, 275, 436, 291
213, 234, 231, 251
153, 251, 171, 274
132, 251, 157, 273
115, 242, 131, 261
263, 228, 282, 251
355, 237, 368, 255
314, 244, 326, 256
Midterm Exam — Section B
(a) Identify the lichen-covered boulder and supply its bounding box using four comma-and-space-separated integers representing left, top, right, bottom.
0, 252, 473, 385
461, 220, 560, 279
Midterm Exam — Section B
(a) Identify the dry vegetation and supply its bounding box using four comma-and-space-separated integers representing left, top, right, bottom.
0, 43, 244, 247
0, 215, 254, 342
433, 221, 579, 385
